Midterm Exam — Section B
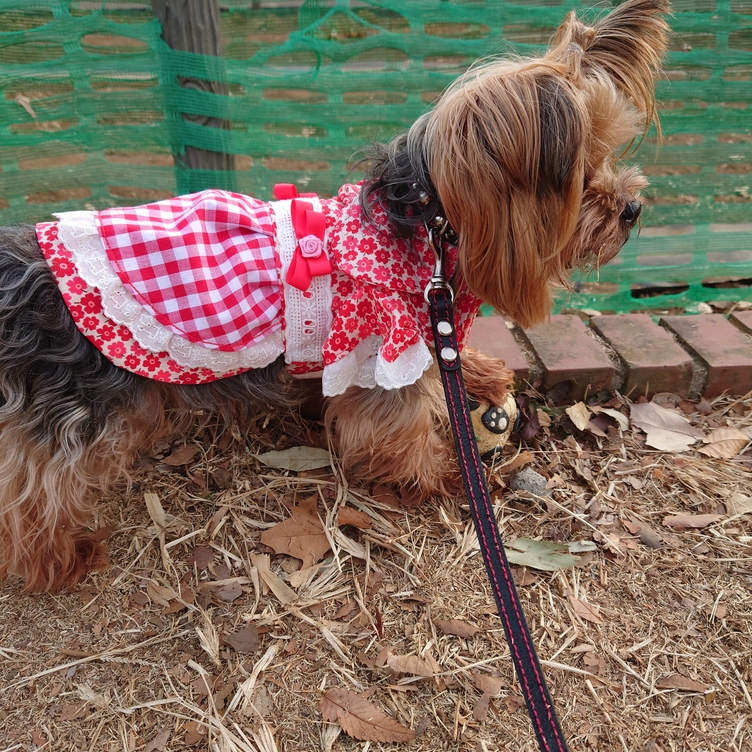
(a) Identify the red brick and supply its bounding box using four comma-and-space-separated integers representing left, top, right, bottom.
467, 315, 530, 382
522, 314, 614, 399
661, 314, 752, 398
590, 314, 694, 399
730, 310, 752, 335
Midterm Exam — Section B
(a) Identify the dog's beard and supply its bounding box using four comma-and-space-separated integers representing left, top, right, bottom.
562, 164, 649, 273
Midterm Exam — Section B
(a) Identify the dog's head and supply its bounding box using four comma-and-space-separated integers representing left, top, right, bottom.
363, 0, 670, 328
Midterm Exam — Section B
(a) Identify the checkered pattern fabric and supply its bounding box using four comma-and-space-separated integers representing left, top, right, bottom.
96, 190, 281, 351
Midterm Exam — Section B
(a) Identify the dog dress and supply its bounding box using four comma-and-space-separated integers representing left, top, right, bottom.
35, 184, 481, 396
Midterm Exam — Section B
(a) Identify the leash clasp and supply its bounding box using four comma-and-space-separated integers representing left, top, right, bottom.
424, 226, 455, 303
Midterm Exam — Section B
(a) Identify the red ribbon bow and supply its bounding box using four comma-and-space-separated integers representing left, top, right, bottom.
273, 183, 332, 292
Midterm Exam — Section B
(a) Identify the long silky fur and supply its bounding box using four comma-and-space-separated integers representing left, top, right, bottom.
325, 347, 514, 499
360, 0, 669, 328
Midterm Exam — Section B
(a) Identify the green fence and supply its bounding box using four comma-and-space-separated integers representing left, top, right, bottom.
0, 0, 750, 314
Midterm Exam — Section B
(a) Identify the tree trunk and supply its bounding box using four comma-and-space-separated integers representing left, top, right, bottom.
152, 0, 236, 193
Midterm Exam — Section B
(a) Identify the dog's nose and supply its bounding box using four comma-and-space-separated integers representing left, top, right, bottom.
621, 199, 642, 225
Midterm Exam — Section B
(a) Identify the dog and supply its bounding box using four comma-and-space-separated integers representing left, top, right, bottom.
0, 0, 669, 592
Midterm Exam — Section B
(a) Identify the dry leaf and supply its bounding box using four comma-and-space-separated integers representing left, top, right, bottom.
57, 702, 87, 721
146, 581, 177, 608
585, 415, 610, 438
183, 721, 207, 745
663, 513, 723, 530
255, 446, 331, 472
473, 672, 504, 696
288, 564, 320, 589
591, 406, 630, 432
320, 687, 416, 743
144, 729, 171, 752
727, 492, 752, 515
144, 492, 166, 530
566, 402, 592, 431
496, 450, 535, 475
504, 694, 526, 713
629, 402, 704, 452
210, 580, 243, 602
386, 652, 440, 677
211, 466, 232, 489
623, 519, 663, 549
570, 596, 603, 625
260, 499, 330, 569
208, 506, 228, 534
190, 545, 214, 569
434, 618, 480, 638
705, 602, 728, 619
162, 444, 199, 466
257, 566, 298, 604
514, 567, 539, 587
583, 651, 607, 675
505, 538, 577, 571
473, 693, 491, 723
333, 600, 357, 620
698, 427, 749, 458
337, 507, 373, 529
370, 483, 403, 508
252, 553, 298, 604
655, 674, 709, 692
222, 623, 259, 654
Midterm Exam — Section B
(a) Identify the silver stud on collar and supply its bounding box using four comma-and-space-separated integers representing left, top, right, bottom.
411, 182, 431, 206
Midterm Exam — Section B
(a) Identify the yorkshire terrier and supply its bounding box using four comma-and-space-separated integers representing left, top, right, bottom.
0, 0, 669, 591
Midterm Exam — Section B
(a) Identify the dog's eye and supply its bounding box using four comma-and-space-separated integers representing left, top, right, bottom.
621, 199, 642, 225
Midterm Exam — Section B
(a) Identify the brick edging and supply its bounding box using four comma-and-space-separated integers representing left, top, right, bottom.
468, 313, 752, 400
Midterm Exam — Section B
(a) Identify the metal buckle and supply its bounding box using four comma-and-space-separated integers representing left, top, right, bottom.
423, 226, 455, 303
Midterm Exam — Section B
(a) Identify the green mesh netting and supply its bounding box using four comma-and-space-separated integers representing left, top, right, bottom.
0, 0, 750, 314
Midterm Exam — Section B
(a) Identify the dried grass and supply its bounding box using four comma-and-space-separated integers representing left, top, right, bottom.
1, 395, 751, 752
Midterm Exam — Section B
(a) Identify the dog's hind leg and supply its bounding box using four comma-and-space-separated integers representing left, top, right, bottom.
0, 225, 173, 590
0, 375, 175, 591
0, 421, 112, 592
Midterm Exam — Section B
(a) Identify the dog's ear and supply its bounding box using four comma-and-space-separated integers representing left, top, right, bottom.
425, 70, 587, 328
550, 0, 670, 127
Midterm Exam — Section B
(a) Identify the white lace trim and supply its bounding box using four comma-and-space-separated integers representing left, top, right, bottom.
54, 210, 284, 373
321, 336, 434, 397
270, 198, 333, 366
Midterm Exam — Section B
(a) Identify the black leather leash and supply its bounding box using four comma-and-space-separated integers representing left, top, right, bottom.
425, 227, 569, 752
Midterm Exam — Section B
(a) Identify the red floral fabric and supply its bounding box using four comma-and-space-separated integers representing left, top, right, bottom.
316, 184, 480, 370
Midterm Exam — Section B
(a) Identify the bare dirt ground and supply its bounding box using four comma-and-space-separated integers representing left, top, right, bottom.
1, 390, 751, 752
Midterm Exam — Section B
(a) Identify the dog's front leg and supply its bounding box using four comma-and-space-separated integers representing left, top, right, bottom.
325, 371, 461, 500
